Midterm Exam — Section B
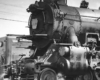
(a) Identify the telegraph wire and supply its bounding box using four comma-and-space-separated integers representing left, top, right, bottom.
0, 17, 27, 23
0, 10, 29, 17
0, 3, 26, 8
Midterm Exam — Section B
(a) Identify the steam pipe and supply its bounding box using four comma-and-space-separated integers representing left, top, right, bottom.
68, 26, 79, 44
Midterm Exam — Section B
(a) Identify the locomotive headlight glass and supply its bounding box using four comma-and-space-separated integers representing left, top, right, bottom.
59, 47, 69, 56
31, 19, 38, 29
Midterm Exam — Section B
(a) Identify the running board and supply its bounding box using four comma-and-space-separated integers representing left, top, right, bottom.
17, 34, 48, 40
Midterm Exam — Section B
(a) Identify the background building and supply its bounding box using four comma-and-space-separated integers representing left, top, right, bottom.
0, 35, 32, 80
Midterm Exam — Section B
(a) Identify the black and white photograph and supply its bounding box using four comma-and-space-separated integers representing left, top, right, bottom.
0, 0, 100, 80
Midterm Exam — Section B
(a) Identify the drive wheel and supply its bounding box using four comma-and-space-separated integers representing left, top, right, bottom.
8, 76, 14, 80
75, 71, 93, 80
39, 68, 57, 80
83, 71, 93, 80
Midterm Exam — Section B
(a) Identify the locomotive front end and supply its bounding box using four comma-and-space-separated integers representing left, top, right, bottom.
4, 0, 100, 80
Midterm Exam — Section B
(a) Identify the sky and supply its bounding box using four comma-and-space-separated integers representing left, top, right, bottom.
0, 0, 100, 37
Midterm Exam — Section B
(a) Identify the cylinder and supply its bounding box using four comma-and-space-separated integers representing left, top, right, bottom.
63, 46, 89, 75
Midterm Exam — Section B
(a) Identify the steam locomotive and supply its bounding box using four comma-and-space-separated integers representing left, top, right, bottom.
4, 0, 100, 80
